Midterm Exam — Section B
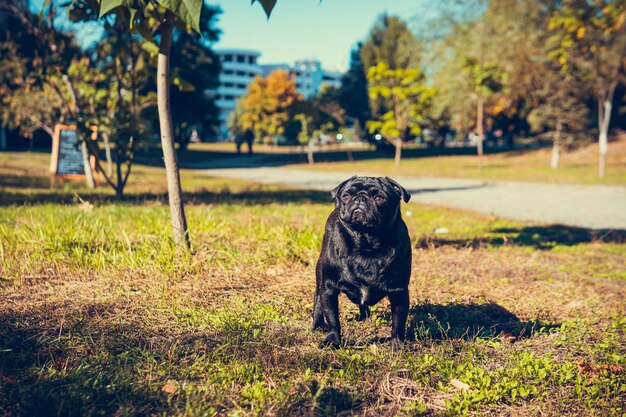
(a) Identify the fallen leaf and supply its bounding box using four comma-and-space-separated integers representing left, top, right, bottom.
450, 379, 470, 391
162, 380, 179, 395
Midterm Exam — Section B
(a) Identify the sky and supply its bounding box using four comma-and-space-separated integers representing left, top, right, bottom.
30, 0, 448, 72
211, 0, 435, 72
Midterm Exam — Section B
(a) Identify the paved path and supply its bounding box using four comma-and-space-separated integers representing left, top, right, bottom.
201, 167, 626, 230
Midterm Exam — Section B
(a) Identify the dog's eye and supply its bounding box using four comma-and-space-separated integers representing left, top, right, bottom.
341, 193, 351, 202
374, 195, 385, 204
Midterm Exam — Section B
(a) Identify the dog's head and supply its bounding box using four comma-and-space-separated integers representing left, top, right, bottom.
331, 176, 410, 231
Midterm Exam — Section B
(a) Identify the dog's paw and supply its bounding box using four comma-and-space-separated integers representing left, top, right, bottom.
319, 333, 341, 349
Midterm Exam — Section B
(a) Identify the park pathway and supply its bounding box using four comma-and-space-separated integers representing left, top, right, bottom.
201, 167, 626, 230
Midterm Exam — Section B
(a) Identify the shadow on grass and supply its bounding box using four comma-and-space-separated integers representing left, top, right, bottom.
415, 225, 626, 250
135, 143, 535, 170
0, 306, 168, 417
0, 188, 332, 207
406, 302, 557, 342
0, 174, 51, 189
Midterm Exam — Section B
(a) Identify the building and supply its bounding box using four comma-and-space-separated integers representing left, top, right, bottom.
260, 60, 342, 99
213, 49, 263, 139
212, 49, 343, 140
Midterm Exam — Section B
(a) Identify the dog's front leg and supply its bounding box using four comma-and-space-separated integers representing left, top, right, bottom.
312, 290, 327, 331
319, 286, 341, 348
389, 290, 409, 344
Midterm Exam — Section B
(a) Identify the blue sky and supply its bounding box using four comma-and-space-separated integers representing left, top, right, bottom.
212, 0, 435, 71
32, 0, 446, 72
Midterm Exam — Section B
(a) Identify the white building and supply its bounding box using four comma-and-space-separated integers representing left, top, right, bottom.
260, 59, 342, 99
213, 49, 262, 139
212, 49, 343, 140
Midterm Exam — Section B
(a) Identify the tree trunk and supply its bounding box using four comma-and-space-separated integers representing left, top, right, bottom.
394, 139, 402, 169
103, 133, 114, 178
0, 125, 6, 150
598, 100, 611, 178
158, 10, 190, 250
476, 93, 484, 170
81, 141, 96, 188
307, 141, 315, 164
551, 118, 562, 170
115, 149, 124, 200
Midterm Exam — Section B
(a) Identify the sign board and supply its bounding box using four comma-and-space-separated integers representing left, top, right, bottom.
49, 125, 97, 186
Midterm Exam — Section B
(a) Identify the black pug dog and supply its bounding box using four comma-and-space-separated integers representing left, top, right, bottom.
313, 176, 411, 348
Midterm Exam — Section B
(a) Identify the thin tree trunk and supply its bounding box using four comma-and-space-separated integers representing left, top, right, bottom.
81, 141, 96, 188
103, 133, 114, 178
115, 149, 123, 200
598, 99, 612, 178
551, 118, 562, 170
394, 139, 402, 169
158, 10, 190, 250
476, 93, 484, 170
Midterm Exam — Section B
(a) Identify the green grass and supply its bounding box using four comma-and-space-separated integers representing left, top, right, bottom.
293, 139, 626, 186
1, 151, 625, 416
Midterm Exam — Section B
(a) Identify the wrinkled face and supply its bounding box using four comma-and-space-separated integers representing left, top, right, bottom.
332, 176, 410, 231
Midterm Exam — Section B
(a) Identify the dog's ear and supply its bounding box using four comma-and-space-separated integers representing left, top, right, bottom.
331, 176, 357, 203
384, 177, 411, 203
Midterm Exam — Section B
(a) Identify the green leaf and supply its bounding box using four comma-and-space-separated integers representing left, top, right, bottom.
140, 40, 159, 55
157, 0, 202, 33
136, 18, 154, 42
252, 0, 277, 19
39, 0, 52, 20
99, 0, 127, 18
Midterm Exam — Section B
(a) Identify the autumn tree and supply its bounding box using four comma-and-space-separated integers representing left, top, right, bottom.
366, 62, 434, 169
361, 14, 421, 118
0, 1, 80, 141
429, 0, 549, 148
238, 69, 302, 143
462, 57, 508, 168
548, 0, 626, 178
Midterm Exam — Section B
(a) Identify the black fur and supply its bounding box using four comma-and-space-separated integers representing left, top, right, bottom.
313, 176, 412, 348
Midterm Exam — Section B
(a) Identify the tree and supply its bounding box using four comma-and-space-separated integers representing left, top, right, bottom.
88, 37, 156, 199
366, 62, 434, 169
429, 0, 550, 149
0, 0, 81, 141
338, 43, 371, 132
548, 0, 626, 178
238, 69, 302, 143
316, 85, 347, 128
169, 4, 221, 148
528, 70, 590, 169
462, 57, 508, 168
92, 0, 277, 249
361, 15, 421, 118
1, 0, 154, 197
361, 14, 420, 71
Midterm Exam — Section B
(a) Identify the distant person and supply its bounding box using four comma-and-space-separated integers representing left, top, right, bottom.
189, 129, 200, 143
235, 134, 244, 154
243, 128, 254, 155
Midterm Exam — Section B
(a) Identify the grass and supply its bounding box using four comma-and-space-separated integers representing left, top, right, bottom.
293, 139, 626, 186
1, 151, 625, 416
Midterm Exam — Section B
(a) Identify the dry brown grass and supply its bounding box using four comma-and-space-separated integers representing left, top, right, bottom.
0, 151, 625, 416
